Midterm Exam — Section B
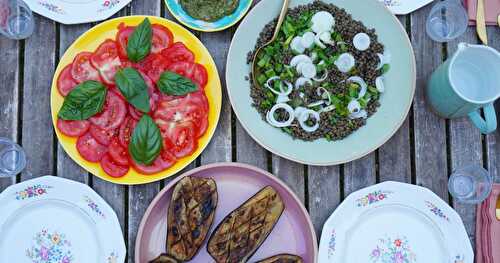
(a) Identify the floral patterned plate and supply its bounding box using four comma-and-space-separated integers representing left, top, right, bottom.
318, 182, 473, 263
379, 0, 433, 15
23, 0, 131, 24
0, 176, 126, 263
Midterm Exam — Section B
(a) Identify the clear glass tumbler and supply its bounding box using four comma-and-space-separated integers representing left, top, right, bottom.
0, 137, 26, 177
448, 165, 492, 204
426, 0, 468, 42
0, 0, 34, 40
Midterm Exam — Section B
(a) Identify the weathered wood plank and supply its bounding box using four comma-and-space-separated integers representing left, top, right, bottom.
0, 36, 20, 190
448, 28, 483, 247
487, 26, 500, 185
307, 166, 340, 239
235, 121, 267, 169
57, 24, 92, 184
410, 6, 448, 200
21, 15, 56, 181
343, 154, 376, 196
272, 157, 305, 203
127, 2, 162, 262
378, 15, 412, 183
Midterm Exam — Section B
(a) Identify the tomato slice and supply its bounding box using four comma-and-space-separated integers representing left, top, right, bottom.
101, 154, 129, 178
158, 121, 197, 159
161, 42, 195, 64
90, 39, 122, 85
57, 64, 78, 96
109, 138, 129, 166
151, 24, 174, 54
119, 117, 138, 148
116, 23, 135, 59
57, 119, 90, 137
76, 133, 108, 162
89, 125, 118, 146
131, 150, 175, 175
192, 63, 208, 87
137, 54, 170, 83
71, 52, 101, 83
89, 91, 127, 130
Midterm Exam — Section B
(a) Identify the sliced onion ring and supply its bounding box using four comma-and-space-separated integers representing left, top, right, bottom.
295, 77, 312, 89
307, 100, 325, 108
347, 76, 367, 99
353, 32, 371, 51
265, 76, 293, 96
349, 109, 368, 119
266, 103, 295, 128
290, 54, 312, 67
298, 109, 321, 133
376, 76, 385, 93
348, 100, 361, 113
316, 87, 332, 105
319, 105, 336, 113
313, 70, 329, 82
335, 53, 355, 73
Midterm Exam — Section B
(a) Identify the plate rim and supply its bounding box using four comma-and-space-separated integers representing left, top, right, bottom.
226, 0, 417, 166
50, 15, 223, 185
0, 175, 126, 262
164, 0, 254, 32
134, 162, 319, 262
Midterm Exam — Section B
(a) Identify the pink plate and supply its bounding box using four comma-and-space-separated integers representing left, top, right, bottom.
135, 162, 318, 262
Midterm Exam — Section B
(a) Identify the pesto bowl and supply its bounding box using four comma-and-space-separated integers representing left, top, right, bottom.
226, 0, 416, 166
165, 0, 253, 32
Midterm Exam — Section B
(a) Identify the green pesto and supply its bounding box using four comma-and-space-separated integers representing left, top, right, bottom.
179, 0, 239, 22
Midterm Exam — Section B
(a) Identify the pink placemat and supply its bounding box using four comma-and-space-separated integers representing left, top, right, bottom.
465, 0, 500, 25
476, 185, 500, 263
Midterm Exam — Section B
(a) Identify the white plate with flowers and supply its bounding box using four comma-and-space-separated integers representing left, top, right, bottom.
0, 176, 126, 263
319, 181, 473, 263
24, 0, 131, 24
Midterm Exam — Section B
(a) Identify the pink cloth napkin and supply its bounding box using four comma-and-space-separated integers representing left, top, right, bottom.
465, 0, 500, 25
476, 185, 500, 263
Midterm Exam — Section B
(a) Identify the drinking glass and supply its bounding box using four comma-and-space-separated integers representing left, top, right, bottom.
426, 0, 468, 42
0, 0, 34, 40
448, 165, 492, 204
0, 137, 26, 177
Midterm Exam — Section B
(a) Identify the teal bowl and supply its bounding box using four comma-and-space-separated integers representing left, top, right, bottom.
165, 0, 253, 32
226, 0, 416, 166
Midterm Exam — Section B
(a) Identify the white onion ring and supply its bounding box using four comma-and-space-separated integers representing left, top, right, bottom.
298, 109, 321, 132
347, 76, 367, 99
349, 109, 368, 119
308, 100, 325, 108
335, 53, 355, 73
376, 76, 385, 93
265, 76, 293, 96
266, 103, 295, 128
290, 54, 312, 67
295, 77, 312, 89
319, 105, 336, 113
313, 70, 328, 82
316, 87, 332, 105
353, 32, 371, 51
348, 100, 361, 113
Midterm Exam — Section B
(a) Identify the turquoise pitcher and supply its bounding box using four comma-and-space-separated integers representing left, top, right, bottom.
427, 43, 500, 134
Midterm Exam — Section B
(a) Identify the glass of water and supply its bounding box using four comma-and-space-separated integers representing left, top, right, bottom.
448, 165, 492, 204
426, 0, 468, 42
0, 0, 34, 40
0, 137, 26, 177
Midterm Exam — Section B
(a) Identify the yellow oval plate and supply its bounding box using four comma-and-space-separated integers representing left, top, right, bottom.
51, 16, 222, 185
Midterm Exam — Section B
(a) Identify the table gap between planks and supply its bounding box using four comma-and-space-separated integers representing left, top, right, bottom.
1, 0, 499, 261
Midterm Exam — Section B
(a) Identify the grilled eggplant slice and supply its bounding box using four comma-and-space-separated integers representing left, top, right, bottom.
167, 176, 218, 261
207, 186, 285, 263
149, 254, 178, 263
255, 254, 303, 263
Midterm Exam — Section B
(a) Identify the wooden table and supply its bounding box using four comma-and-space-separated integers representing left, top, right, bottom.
0, 0, 498, 261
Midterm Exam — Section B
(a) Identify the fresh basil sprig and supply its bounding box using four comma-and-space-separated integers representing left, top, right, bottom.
58, 80, 107, 121
115, 67, 150, 113
129, 115, 163, 166
157, 71, 198, 96
127, 18, 152, 62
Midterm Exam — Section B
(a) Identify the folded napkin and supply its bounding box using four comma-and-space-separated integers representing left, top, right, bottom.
476, 185, 500, 263
465, 0, 500, 25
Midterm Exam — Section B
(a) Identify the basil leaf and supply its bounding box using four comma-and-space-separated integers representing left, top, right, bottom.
157, 71, 198, 96
115, 67, 150, 113
127, 18, 152, 62
129, 115, 163, 166
58, 81, 107, 121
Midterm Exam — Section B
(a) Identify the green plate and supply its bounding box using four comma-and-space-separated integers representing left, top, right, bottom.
226, 0, 416, 166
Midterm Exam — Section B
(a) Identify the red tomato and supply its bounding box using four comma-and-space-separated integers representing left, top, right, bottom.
76, 133, 108, 162
161, 42, 195, 64
89, 125, 118, 146
101, 154, 129, 178
90, 39, 122, 85
131, 150, 175, 175
89, 91, 127, 130
151, 24, 174, 54
119, 117, 138, 148
138, 54, 170, 83
157, 120, 197, 159
166, 61, 194, 79
57, 64, 78, 96
192, 64, 208, 87
116, 23, 135, 59
120, 58, 134, 68
71, 52, 101, 83
109, 138, 129, 166
57, 119, 90, 137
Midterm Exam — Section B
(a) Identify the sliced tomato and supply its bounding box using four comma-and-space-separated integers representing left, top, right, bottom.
76, 133, 108, 162
57, 119, 90, 137
151, 24, 174, 54
116, 23, 135, 59
57, 64, 78, 96
131, 150, 175, 175
137, 54, 170, 83
101, 154, 129, 178
119, 117, 138, 148
166, 61, 195, 79
109, 138, 129, 166
90, 39, 122, 85
161, 42, 195, 64
89, 91, 127, 130
120, 58, 135, 68
89, 125, 118, 146
157, 120, 197, 159
71, 52, 101, 83
192, 63, 208, 87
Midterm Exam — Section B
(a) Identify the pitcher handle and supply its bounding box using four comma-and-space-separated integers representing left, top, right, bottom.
468, 103, 497, 134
